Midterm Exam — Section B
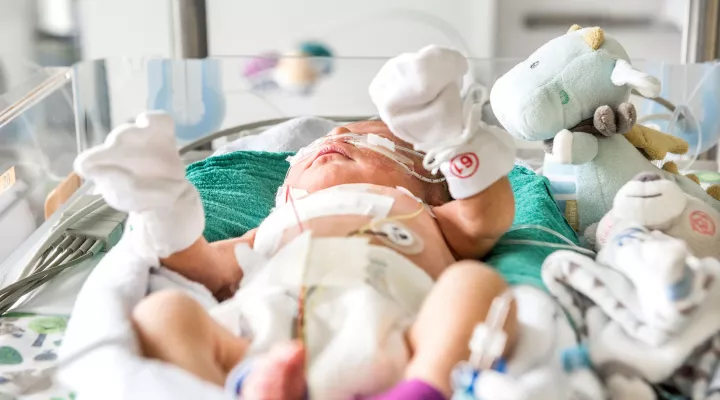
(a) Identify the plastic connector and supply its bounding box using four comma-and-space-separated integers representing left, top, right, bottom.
59, 195, 127, 251
468, 290, 514, 370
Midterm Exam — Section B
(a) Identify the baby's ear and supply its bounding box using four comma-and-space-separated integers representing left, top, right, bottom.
611, 59, 661, 98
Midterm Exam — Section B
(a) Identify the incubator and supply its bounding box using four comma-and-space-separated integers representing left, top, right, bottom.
1, 55, 719, 310
0, 54, 718, 399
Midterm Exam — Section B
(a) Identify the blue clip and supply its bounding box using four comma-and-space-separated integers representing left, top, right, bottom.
561, 345, 591, 373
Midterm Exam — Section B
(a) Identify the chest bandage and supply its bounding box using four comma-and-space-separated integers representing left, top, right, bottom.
254, 187, 396, 255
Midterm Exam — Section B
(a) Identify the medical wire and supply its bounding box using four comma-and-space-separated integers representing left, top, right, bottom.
355, 202, 426, 236
286, 190, 310, 343
508, 224, 580, 247
0, 241, 102, 301
500, 239, 596, 257
0, 241, 103, 315
16, 196, 105, 281
502, 224, 596, 257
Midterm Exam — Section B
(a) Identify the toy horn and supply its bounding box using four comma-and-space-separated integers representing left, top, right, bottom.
582, 27, 605, 50
568, 24, 582, 33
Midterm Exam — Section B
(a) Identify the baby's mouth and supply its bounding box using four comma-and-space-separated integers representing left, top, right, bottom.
312, 145, 354, 163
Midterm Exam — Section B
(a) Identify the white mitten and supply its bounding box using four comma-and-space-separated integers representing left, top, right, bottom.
437, 122, 516, 199
74, 112, 204, 258
369, 45, 515, 199
369, 45, 467, 150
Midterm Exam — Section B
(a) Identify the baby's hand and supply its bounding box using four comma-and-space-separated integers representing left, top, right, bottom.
369, 45, 468, 152
74, 112, 187, 212
75, 112, 205, 258
370, 46, 515, 200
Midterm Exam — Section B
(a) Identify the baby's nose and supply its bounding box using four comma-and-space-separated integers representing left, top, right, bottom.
634, 172, 661, 182
328, 126, 351, 136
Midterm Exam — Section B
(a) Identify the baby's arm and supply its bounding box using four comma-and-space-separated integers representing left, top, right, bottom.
73, 112, 251, 299
161, 229, 256, 299
369, 46, 516, 260
434, 177, 515, 259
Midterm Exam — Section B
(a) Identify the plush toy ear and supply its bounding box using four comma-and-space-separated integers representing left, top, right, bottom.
611, 59, 661, 98
582, 27, 604, 50
568, 24, 582, 33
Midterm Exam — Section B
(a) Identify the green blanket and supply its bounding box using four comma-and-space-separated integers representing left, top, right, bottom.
187, 152, 578, 289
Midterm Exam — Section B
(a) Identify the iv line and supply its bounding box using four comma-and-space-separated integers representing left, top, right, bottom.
639, 62, 720, 172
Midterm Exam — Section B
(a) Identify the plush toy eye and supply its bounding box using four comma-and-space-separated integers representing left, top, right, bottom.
560, 90, 570, 105
530, 61, 539, 69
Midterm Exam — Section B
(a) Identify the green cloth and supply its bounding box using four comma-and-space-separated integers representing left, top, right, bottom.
186, 151, 293, 243
484, 166, 580, 289
187, 151, 577, 290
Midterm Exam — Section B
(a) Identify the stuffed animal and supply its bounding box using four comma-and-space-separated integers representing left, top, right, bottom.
589, 172, 720, 259
243, 41, 334, 95
490, 25, 720, 234
542, 225, 720, 400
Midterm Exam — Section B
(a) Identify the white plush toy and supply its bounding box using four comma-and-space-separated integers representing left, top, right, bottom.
588, 172, 720, 259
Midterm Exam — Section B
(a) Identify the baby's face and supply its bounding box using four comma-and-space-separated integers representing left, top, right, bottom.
284, 121, 446, 204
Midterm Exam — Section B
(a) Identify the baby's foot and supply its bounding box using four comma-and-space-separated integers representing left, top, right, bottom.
74, 112, 205, 257
242, 341, 307, 400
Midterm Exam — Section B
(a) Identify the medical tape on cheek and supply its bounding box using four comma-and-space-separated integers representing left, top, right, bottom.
367, 133, 395, 151
253, 190, 396, 256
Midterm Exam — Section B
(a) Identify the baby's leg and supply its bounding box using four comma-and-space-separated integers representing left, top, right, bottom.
403, 260, 518, 397
132, 290, 249, 386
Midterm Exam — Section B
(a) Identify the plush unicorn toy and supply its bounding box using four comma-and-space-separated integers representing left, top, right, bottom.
490, 25, 720, 239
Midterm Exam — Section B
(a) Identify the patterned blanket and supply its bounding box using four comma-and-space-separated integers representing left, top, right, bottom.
0, 313, 73, 400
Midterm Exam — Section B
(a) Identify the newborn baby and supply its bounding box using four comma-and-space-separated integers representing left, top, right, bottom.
74, 46, 517, 400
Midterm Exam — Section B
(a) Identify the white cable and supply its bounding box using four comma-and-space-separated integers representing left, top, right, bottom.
504, 223, 595, 255
16, 197, 105, 281
508, 224, 579, 247
500, 239, 596, 257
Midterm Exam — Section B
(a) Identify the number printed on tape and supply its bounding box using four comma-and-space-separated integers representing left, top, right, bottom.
0, 166, 16, 196
449, 153, 479, 179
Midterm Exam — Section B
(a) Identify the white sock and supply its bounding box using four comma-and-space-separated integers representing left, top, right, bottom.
369, 45, 515, 199
74, 112, 205, 258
